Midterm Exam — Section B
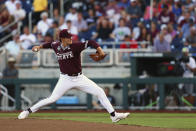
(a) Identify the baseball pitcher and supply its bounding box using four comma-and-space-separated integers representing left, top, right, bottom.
18, 29, 130, 122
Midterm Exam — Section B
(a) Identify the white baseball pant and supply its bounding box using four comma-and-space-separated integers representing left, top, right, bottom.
30, 74, 115, 113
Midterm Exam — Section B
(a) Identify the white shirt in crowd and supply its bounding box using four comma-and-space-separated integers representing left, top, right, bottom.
5, 0, 17, 15
182, 57, 196, 77
65, 13, 78, 23
13, 8, 26, 21
20, 33, 36, 49
5, 40, 20, 56
112, 27, 131, 41
37, 19, 53, 36
59, 24, 78, 35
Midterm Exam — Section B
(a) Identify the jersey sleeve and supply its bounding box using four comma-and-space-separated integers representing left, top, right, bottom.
77, 40, 100, 52
42, 42, 53, 49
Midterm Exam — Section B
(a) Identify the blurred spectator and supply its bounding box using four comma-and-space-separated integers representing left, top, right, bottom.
180, 47, 196, 95
43, 33, 53, 43
184, 0, 195, 13
94, 2, 105, 17
117, 0, 129, 9
120, 35, 138, 49
167, 23, 177, 40
126, 0, 142, 18
5, 0, 17, 15
65, 7, 78, 23
138, 27, 150, 43
46, 20, 59, 41
37, 12, 53, 36
171, 26, 184, 52
0, 7, 15, 38
182, 18, 196, 38
33, 0, 48, 25
172, 0, 182, 19
86, 9, 97, 27
153, 29, 171, 53
20, 26, 36, 49
178, 11, 192, 27
92, 87, 116, 109
59, 20, 78, 36
53, 8, 60, 22
150, 22, 159, 45
3, 57, 18, 106
110, 18, 131, 41
158, 4, 175, 25
12, 1, 26, 21
160, 24, 172, 44
186, 26, 196, 52
21, 0, 33, 25
126, 0, 142, 27
5, 34, 22, 57
105, 0, 120, 25
73, 13, 88, 33
144, 1, 159, 20
92, 17, 114, 41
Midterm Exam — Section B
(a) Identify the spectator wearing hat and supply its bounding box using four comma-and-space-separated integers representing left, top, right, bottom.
3, 57, 18, 106
12, 1, 26, 21
32, 0, 48, 25
5, 0, 17, 15
158, 4, 175, 25
180, 47, 196, 95
37, 12, 53, 36
160, 24, 173, 44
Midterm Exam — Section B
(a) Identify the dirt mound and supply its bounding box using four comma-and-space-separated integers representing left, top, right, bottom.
0, 118, 192, 131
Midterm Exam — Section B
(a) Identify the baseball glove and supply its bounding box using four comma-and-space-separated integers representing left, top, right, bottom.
89, 53, 107, 62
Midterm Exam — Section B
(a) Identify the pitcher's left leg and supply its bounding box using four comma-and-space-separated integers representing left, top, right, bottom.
76, 75, 130, 122
77, 75, 114, 113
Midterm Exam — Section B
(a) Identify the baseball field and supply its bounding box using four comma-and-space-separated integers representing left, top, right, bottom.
0, 111, 195, 131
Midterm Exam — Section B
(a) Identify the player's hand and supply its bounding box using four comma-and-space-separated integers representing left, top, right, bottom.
89, 52, 107, 62
32, 46, 40, 52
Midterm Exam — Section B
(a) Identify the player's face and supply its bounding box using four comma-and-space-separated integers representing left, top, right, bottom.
61, 37, 72, 46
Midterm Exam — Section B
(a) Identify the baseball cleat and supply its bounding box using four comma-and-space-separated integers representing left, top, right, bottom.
110, 112, 130, 123
18, 111, 29, 119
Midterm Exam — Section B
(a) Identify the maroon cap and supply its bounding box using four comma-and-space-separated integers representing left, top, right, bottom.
59, 29, 72, 38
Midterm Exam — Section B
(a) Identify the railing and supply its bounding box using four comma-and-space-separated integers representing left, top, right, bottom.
14, 48, 152, 68
0, 20, 22, 44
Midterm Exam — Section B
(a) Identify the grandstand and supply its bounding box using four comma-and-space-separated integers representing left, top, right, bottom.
0, 0, 196, 111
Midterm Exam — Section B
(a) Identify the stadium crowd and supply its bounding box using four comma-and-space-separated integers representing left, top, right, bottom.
0, 0, 195, 55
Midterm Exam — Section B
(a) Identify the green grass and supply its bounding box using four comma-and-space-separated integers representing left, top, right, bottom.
0, 112, 196, 130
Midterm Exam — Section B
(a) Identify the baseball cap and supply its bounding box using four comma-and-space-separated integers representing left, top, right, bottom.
59, 29, 72, 39
8, 57, 16, 62
130, 0, 136, 2
161, 24, 167, 30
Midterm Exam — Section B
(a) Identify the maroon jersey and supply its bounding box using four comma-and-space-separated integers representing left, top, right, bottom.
42, 40, 100, 74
